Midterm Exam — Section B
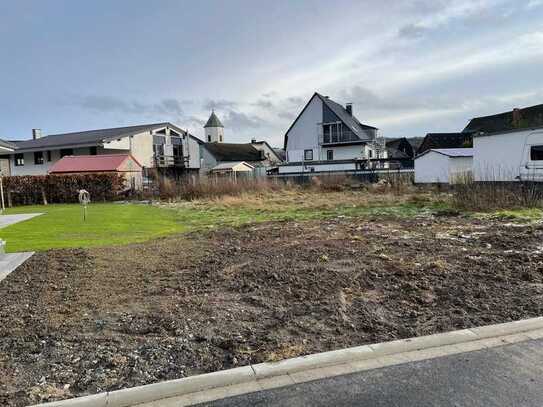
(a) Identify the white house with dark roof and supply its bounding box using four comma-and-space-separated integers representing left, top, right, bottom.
279, 93, 387, 174
0, 123, 203, 176
415, 148, 473, 183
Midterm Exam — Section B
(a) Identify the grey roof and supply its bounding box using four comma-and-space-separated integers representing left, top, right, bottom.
0, 139, 16, 150
204, 111, 224, 128
464, 104, 543, 134
317, 93, 378, 135
418, 148, 474, 158
204, 143, 264, 162
417, 132, 473, 154
9, 123, 198, 152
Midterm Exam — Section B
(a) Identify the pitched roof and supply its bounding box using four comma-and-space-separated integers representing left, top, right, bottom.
211, 161, 254, 171
317, 93, 378, 134
204, 143, 264, 162
464, 104, 543, 134
421, 148, 474, 158
9, 123, 197, 152
385, 137, 415, 159
273, 148, 286, 161
283, 92, 378, 149
204, 111, 224, 128
0, 139, 16, 150
49, 154, 141, 173
417, 132, 473, 154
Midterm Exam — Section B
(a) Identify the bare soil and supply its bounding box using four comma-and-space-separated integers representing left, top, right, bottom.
2, 214, 543, 406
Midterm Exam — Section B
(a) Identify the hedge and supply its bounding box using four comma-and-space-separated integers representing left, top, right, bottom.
2, 173, 125, 206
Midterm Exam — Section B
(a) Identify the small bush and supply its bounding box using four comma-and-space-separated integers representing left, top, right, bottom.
157, 176, 284, 201
452, 181, 543, 211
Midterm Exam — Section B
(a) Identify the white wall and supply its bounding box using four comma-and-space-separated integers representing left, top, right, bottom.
320, 145, 366, 161
205, 127, 224, 143
285, 94, 323, 162
414, 151, 450, 183
449, 156, 473, 182
474, 130, 543, 181
10, 147, 93, 176
278, 161, 357, 174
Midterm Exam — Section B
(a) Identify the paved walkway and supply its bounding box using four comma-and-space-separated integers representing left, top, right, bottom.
0, 213, 40, 281
201, 338, 543, 407
0, 213, 42, 229
0, 252, 34, 282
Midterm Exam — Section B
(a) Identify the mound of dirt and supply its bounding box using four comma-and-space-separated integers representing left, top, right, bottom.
1, 215, 543, 406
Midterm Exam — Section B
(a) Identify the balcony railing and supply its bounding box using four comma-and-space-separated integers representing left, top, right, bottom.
153, 155, 186, 167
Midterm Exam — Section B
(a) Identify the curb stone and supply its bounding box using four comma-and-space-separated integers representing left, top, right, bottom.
31, 316, 543, 407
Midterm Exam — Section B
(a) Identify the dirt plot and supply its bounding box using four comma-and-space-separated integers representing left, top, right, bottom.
2, 215, 543, 405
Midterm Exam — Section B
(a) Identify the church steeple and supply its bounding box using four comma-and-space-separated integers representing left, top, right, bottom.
204, 110, 225, 143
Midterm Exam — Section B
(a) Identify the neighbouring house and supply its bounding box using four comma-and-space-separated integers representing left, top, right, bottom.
384, 137, 421, 168
416, 132, 474, 155
0, 139, 16, 176
415, 103, 543, 183
279, 92, 388, 175
0, 123, 203, 177
468, 104, 543, 182
414, 148, 473, 184
49, 154, 143, 190
200, 111, 282, 176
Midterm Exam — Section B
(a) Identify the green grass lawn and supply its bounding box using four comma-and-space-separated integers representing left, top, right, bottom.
0, 198, 444, 252
0, 203, 190, 252
2, 193, 540, 253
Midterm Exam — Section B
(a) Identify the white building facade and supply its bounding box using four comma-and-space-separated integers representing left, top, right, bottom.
2, 123, 202, 177
415, 149, 473, 184
279, 93, 386, 174
473, 128, 543, 182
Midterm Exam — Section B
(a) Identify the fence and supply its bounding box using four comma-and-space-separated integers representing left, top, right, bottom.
268, 168, 415, 185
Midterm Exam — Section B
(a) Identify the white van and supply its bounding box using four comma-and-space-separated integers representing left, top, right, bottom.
473, 129, 543, 182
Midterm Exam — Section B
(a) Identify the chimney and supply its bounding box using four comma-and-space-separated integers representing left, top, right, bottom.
512, 108, 522, 127
251, 137, 257, 144
32, 129, 42, 140
346, 103, 353, 116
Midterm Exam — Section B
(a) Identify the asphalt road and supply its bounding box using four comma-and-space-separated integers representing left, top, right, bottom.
200, 338, 543, 407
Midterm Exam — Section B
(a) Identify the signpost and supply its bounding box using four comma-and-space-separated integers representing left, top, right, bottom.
78, 189, 90, 221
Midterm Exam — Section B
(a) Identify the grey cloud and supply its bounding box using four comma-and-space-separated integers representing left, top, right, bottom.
277, 110, 296, 120
222, 110, 266, 130
203, 99, 238, 111
340, 86, 459, 113
76, 95, 188, 117
253, 99, 274, 109
398, 23, 428, 39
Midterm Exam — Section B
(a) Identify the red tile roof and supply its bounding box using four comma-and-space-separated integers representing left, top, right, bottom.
49, 154, 141, 173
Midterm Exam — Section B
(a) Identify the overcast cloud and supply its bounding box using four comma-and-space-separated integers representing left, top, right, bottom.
1, 0, 542, 146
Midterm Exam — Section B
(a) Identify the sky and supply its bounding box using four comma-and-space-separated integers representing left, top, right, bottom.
1, 0, 543, 147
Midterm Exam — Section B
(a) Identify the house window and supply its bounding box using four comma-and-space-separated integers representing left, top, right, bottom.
46, 151, 52, 161
304, 149, 313, 161
60, 148, 73, 157
34, 151, 44, 165
220, 135, 223, 142
207, 135, 211, 142
530, 145, 543, 161
14, 153, 24, 166
368, 149, 373, 158
327, 150, 334, 160
89, 146, 97, 155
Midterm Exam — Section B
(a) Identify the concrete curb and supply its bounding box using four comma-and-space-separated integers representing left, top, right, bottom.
31, 316, 543, 407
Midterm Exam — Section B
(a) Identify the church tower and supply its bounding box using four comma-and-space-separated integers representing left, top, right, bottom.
204, 110, 224, 143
